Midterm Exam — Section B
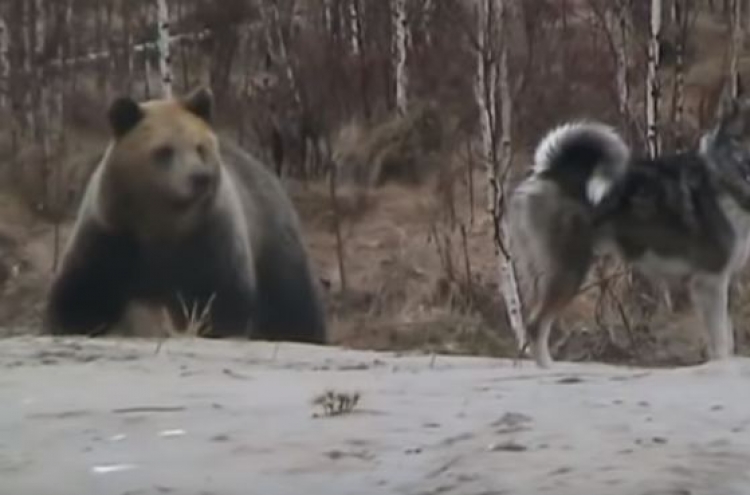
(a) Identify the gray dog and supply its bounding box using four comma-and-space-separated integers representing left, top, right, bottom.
507, 94, 750, 368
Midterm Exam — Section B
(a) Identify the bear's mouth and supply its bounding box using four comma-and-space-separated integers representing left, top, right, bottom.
168, 191, 214, 211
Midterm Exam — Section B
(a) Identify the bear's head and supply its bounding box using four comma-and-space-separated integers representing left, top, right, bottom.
98, 87, 223, 244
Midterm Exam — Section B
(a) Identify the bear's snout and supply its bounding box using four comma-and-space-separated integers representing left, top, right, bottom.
189, 170, 216, 197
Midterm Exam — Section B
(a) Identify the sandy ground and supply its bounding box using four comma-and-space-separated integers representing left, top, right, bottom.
1, 337, 750, 495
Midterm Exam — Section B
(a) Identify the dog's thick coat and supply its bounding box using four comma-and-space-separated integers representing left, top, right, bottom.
45, 88, 327, 344
507, 97, 750, 367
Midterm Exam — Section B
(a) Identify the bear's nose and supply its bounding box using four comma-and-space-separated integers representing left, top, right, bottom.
190, 171, 215, 195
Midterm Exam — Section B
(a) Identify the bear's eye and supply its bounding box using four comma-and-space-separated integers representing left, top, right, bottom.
152, 145, 175, 166
196, 144, 207, 160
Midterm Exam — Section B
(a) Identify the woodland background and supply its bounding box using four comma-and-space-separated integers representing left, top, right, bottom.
0, 0, 748, 366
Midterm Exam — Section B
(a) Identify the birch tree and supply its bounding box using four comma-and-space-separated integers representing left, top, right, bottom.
33, 0, 44, 57
670, 0, 694, 151
323, 0, 333, 35
349, 0, 362, 56
473, 0, 496, 212
22, 0, 36, 136
156, 0, 173, 98
422, 0, 434, 46
0, 15, 9, 110
605, 1, 633, 130
393, 0, 409, 115
270, 0, 302, 108
730, 0, 743, 98
646, 0, 662, 158
494, 1, 524, 352
472, 0, 525, 351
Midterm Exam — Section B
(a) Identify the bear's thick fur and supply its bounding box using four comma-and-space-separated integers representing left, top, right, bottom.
44, 87, 327, 344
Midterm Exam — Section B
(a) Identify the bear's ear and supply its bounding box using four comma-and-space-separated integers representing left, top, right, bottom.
182, 86, 213, 123
108, 97, 144, 138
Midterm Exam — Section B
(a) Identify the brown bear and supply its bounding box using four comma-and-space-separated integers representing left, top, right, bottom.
44, 87, 327, 344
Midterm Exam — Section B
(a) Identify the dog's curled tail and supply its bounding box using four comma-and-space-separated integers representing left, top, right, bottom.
532, 121, 630, 205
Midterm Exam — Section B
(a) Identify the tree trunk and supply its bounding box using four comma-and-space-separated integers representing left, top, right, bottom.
606, 1, 632, 134
323, 0, 333, 34
646, 0, 662, 158
349, 0, 362, 56
34, 0, 45, 57
393, 0, 409, 115
473, 0, 525, 350
22, 0, 35, 137
122, 0, 134, 93
422, 0, 434, 46
671, 0, 691, 151
271, 0, 302, 108
156, 0, 173, 98
0, 16, 9, 110
730, 0, 743, 98
495, 0, 525, 351
473, 0, 496, 212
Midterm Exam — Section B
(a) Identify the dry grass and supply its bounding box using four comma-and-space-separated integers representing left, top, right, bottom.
154, 294, 216, 353
311, 389, 361, 418
332, 100, 457, 189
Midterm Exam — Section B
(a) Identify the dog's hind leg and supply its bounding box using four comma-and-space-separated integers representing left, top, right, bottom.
527, 313, 555, 369
690, 273, 734, 360
524, 273, 580, 369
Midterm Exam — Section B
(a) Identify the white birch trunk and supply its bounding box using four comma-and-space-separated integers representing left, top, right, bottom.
323, 0, 333, 34
646, 0, 662, 158
473, 0, 495, 213
34, 0, 45, 57
22, 3, 32, 76
495, 0, 525, 350
39, 82, 51, 206
497, 9, 511, 178
144, 54, 153, 99
422, 0, 434, 45
606, 2, 631, 124
473, 0, 525, 350
270, 1, 302, 107
22, 2, 35, 135
156, 0, 173, 98
349, 0, 361, 56
393, 0, 409, 115
0, 16, 9, 110
672, 0, 689, 151
730, 0, 743, 97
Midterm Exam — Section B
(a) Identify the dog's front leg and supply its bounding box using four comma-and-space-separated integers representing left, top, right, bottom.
690, 273, 734, 360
